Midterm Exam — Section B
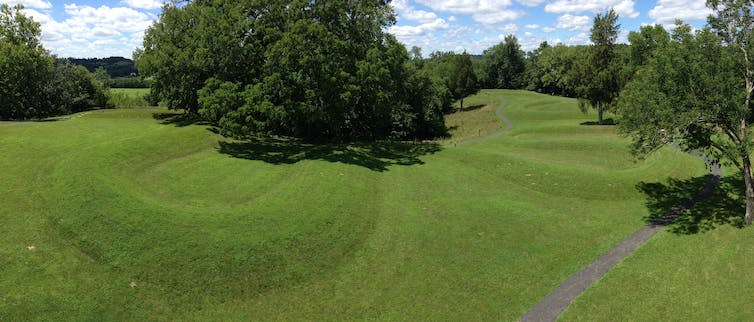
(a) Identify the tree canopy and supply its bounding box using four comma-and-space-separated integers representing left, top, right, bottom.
575, 9, 622, 125
481, 35, 526, 89
618, 3, 754, 225
137, 0, 449, 141
450, 52, 479, 110
0, 4, 108, 120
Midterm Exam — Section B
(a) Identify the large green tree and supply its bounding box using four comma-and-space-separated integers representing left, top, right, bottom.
576, 9, 621, 125
449, 52, 479, 110
617, 17, 754, 224
482, 35, 526, 89
139, 0, 447, 140
0, 4, 54, 120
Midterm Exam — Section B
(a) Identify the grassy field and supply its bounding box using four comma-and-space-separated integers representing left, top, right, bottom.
560, 164, 752, 321
107, 88, 151, 108
0, 90, 710, 320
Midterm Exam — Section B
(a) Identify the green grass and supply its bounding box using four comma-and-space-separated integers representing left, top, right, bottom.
0, 90, 708, 320
107, 88, 151, 108
560, 166, 752, 321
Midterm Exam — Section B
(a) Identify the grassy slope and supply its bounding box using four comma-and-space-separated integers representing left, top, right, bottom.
0, 90, 706, 320
561, 164, 754, 321
108, 88, 151, 108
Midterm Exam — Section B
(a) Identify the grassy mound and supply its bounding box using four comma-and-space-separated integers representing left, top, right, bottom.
0, 90, 707, 320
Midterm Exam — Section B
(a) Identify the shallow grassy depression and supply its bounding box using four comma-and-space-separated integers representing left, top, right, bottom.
0, 90, 706, 320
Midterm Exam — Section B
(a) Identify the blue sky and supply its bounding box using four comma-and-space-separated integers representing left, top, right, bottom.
2, 0, 712, 58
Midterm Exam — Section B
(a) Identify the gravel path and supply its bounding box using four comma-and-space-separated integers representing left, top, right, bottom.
520, 149, 721, 322
454, 100, 512, 146
462, 97, 723, 321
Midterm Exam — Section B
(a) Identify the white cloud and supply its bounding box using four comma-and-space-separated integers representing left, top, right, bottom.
389, 18, 448, 37
415, 0, 523, 24
19, 4, 157, 58
525, 24, 540, 29
517, 0, 545, 6
545, 0, 639, 18
392, 0, 441, 23
0, 0, 51, 9
555, 14, 591, 31
542, 27, 556, 33
500, 23, 518, 33
648, 0, 711, 24
567, 32, 590, 45
121, 0, 164, 10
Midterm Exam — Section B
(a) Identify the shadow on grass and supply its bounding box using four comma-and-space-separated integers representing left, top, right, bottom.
580, 118, 616, 126
455, 104, 487, 112
639, 175, 744, 234
152, 112, 210, 127
218, 137, 442, 172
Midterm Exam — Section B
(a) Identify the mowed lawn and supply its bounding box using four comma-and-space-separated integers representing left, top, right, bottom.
0, 90, 707, 320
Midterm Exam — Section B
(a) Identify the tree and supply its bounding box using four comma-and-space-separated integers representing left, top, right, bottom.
0, 4, 54, 120
449, 52, 479, 110
45, 62, 109, 113
482, 35, 526, 89
617, 20, 754, 224
576, 9, 621, 125
143, 0, 448, 141
627, 24, 670, 71
707, 0, 754, 224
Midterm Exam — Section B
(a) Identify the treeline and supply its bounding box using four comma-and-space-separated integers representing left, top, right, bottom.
67, 57, 137, 78
0, 4, 108, 120
137, 0, 453, 141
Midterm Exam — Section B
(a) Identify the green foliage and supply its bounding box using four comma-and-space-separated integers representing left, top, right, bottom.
449, 52, 480, 110
482, 34, 526, 89
627, 24, 670, 70
526, 43, 587, 97
67, 57, 138, 78
45, 62, 109, 113
574, 9, 622, 124
141, 0, 447, 140
0, 4, 54, 120
0, 4, 108, 119
619, 24, 741, 156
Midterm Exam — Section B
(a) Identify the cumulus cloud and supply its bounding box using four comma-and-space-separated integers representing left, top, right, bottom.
392, 0, 440, 23
648, 0, 711, 24
121, 0, 164, 10
18, 4, 158, 58
415, 0, 523, 24
0, 0, 51, 9
389, 18, 448, 37
545, 0, 639, 18
517, 0, 545, 6
555, 14, 591, 31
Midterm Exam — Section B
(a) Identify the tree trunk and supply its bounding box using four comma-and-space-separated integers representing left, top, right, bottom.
743, 154, 754, 225
460, 98, 464, 111
598, 105, 604, 125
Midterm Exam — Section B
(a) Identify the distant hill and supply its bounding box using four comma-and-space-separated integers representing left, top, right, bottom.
64, 57, 138, 78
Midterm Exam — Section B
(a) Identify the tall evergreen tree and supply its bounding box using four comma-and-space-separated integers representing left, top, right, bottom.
577, 9, 621, 125
450, 52, 479, 110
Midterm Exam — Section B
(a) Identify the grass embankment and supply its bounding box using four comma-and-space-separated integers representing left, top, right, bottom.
0, 90, 708, 320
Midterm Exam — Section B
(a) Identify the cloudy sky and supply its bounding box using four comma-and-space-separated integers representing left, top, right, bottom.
1, 0, 712, 59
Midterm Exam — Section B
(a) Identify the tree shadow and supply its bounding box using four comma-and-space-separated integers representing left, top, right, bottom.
152, 112, 210, 127
455, 104, 487, 112
218, 137, 442, 172
638, 175, 744, 234
580, 118, 616, 126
